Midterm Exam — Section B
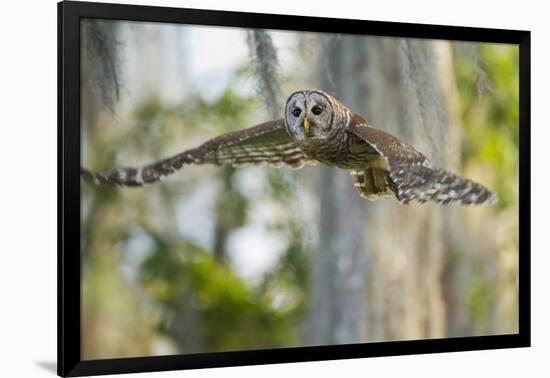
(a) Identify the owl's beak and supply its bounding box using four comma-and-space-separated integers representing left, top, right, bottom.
303, 117, 310, 133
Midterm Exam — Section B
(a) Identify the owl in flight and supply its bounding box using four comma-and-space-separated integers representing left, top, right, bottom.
81, 90, 496, 205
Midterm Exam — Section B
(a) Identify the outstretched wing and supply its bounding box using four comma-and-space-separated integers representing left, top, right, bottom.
81, 119, 315, 187
347, 115, 496, 205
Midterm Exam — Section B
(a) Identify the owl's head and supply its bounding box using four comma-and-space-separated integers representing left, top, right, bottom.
284, 90, 339, 142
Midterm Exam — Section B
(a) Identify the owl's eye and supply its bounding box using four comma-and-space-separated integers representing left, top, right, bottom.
292, 108, 302, 117
311, 105, 323, 115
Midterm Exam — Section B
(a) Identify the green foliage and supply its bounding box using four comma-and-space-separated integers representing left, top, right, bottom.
181, 87, 256, 133
465, 262, 492, 333
140, 241, 295, 351
453, 44, 519, 334
454, 44, 519, 209
215, 166, 248, 237
258, 227, 310, 319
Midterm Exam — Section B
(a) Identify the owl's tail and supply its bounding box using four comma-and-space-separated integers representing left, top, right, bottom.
389, 164, 497, 205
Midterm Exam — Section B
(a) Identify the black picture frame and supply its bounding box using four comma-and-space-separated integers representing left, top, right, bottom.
58, 1, 531, 376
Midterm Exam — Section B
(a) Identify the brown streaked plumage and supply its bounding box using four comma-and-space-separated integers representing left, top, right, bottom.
81, 89, 496, 205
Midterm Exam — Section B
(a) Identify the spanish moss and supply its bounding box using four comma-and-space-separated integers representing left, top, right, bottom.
82, 19, 122, 114
246, 30, 281, 119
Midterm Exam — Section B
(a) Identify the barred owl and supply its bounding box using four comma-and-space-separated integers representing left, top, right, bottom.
81, 89, 496, 205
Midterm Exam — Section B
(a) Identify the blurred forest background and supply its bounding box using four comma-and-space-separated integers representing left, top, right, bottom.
80, 19, 519, 359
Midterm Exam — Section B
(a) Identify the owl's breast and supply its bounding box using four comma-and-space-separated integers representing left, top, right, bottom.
297, 131, 380, 170
298, 138, 340, 163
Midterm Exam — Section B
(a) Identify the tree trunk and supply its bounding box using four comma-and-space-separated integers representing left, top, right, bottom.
361, 38, 458, 341
309, 35, 370, 345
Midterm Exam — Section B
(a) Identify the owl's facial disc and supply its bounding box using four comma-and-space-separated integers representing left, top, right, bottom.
285, 90, 333, 142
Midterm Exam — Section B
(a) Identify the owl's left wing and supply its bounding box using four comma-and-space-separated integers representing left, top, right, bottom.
347, 118, 496, 205
81, 119, 316, 187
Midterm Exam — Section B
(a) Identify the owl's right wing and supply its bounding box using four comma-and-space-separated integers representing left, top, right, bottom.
347, 116, 496, 205
81, 119, 316, 187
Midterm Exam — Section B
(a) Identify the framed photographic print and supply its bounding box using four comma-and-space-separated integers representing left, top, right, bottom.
58, 0, 530, 376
